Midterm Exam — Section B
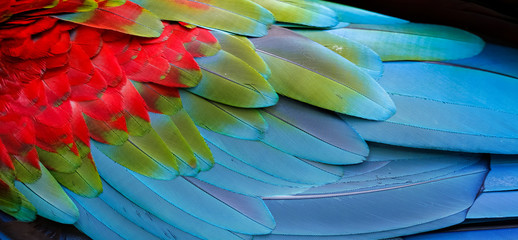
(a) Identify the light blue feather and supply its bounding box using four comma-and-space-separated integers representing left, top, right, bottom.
67, 190, 161, 240
326, 23, 484, 61
256, 211, 469, 240
342, 62, 518, 154
483, 155, 518, 192
199, 127, 343, 185
405, 225, 518, 240
91, 143, 249, 240
259, 145, 487, 237
130, 173, 275, 234
14, 163, 78, 224
194, 163, 310, 197
308, 0, 408, 24
447, 43, 518, 78
72, 199, 126, 240
467, 191, 518, 219
203, 142, 312, 188
261, 97, 368, 165
98, 179, 200, 240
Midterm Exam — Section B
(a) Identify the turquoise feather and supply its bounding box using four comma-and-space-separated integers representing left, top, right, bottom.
130, 174, 275, 234
447, 43, 518, 78
98, 179, 198, 240
483, 155, 518, 192
261, 97, 368, 165
293, 29, 383, 79
203, 142, 314, 189
91, 143, 250, 240
199, 127, 344, 185
260, 145, 487, 237
307, 0, 408, 24
326, 23, 484, 61
195, 163, 310, 197
342, 62, 518, 153
14, 164, 79, 224
467, 191, 518, 219
72, 200, 126, 240
68, 190, 161, 240
250, 26, 395, 120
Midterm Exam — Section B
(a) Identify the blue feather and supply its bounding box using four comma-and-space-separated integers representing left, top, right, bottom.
447, 44, 518, 79
98, 179, 199, 240
405, 226, 518, 240
259, 145, 488, 237
261, 96, 368, 165
67, 190, 161, 240
483, 155, 518, 192
203, 142, 313, 188
467, 191, 518, 219
343, 62, 518, 153
91, 143, 249, 240
194, 163, 310, 197
199, 127, 344, 185
72, 200, 126, 240
130, 174, 275, 234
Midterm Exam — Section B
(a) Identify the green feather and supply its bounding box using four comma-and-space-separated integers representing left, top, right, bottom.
132, 81, 183, 116
45, 0, 99, 12
181, 90, 268, 140
3, 193, 36, 222
92, 129, 179, 180
130, 0, 274, 37
36, 146, 81, 173
327, 23, 485, 61
50, 154, 103, 198
250, 26, 395, 120
251, 0, 338, 27
124, 114, 151, 137
188, 50, 278, 108
170, 109, 214, 171
55, 1, 164, 38
148, 113, 200, 176
83, 115, 129, 146
294, 29, 383, 79
12, 155, 42, 184
14, 164, 79, 224
211, 30, 271, 79
0, 170, 21, 214
103, 0, 127, 7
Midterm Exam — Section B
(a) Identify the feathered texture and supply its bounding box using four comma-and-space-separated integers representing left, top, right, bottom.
0, 0, 517, 239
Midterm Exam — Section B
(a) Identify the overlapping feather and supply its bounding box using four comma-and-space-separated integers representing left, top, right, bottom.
0, 1, 514, 240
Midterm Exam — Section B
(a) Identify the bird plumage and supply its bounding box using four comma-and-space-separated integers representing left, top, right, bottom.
0, 0, 517, 239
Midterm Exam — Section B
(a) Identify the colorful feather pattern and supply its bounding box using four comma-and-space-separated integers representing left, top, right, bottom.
0, 0, 517, 240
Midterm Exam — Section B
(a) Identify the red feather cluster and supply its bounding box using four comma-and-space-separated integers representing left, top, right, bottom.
0, 0, 218, 194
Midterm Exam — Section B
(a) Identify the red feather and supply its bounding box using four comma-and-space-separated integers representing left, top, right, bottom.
0, 116, 34, 155
34, 102, 77, 154
91, 43, 124, 88
0, 17, 57, 39
70, 26, 103, 58
79, 87, 124, 121
42, 70, 71, 106
71, 102, 91, 149
83, 113, 128, 144
133, 81, 182, 115
171, 24, 219, 57
102, 31, 141, 65
120, 78, 150, 123
0, 139, 14, 170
